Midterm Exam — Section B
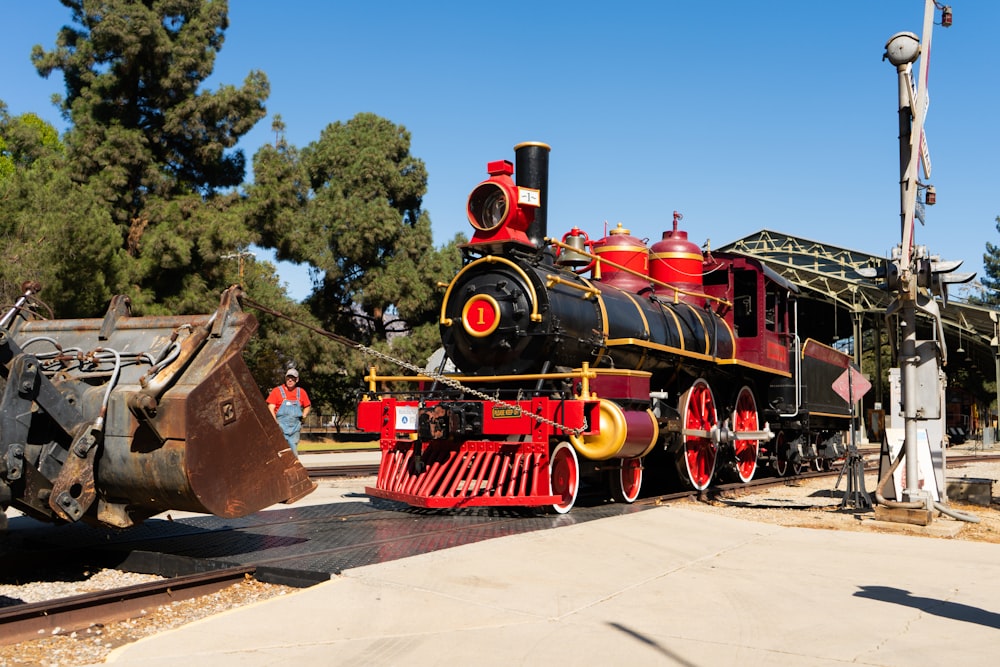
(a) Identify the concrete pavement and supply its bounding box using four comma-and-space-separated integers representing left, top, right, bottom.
100, 496, 1000, 666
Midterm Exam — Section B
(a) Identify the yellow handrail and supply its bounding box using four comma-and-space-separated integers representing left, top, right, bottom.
440, 256, 543, 327
546, 236, 732, 308
364, 361, 645, 396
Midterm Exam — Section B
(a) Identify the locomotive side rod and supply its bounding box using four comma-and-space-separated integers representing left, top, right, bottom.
681, 422, 775, 444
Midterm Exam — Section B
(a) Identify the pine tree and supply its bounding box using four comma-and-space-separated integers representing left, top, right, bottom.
246, 113, 465, 418
979, 216, 1000, 306
0, 103, 125, 316
31, 0, 268, 312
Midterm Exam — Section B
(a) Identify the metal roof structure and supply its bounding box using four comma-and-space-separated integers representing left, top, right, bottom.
718, 229, 999, 374
718, 230, 890, 313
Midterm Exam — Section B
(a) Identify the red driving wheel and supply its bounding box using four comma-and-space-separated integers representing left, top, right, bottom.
731, 385, 760, 483
679, 379, 718, 490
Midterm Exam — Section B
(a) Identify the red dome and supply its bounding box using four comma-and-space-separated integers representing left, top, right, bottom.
650, 214, 704, 304
593, 223, 651, 294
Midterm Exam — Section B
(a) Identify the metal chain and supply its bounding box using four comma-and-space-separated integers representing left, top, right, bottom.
359, 345, 582, 436
240, 295, 582, 436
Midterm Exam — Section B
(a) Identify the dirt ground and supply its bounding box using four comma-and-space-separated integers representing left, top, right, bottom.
681, 448, 1000, 544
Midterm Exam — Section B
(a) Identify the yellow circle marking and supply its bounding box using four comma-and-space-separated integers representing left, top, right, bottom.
462, 294, 501, 338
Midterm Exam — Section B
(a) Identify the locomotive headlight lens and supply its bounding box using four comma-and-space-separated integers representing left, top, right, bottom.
468, 183, 509, 231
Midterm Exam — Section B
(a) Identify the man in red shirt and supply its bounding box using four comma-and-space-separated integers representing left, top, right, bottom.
266, 368, 312, 457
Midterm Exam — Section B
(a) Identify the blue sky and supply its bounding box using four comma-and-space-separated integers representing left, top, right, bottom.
3, 1, 998, 302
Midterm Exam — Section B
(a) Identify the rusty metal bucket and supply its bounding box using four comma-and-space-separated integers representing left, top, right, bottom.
0, 286, 315, 529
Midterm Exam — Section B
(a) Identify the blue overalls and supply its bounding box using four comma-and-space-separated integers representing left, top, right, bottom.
276, 386, 304, 457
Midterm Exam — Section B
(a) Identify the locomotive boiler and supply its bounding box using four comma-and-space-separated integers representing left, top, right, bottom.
360, 142, 851, 512
0, 285, 314, 532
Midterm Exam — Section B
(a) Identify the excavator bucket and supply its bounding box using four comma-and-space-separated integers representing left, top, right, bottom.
0, 286, 315, 529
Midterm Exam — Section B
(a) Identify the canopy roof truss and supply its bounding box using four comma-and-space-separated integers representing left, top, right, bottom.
719, 229, 999, 372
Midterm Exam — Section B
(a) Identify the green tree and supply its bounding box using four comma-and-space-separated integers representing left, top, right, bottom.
0, 104, 125, 315
977, 215, 1000, 306
246, 113, 465, 419
31, 0, 269, 312
18, 4, 465, 420
0, 103, 62, 179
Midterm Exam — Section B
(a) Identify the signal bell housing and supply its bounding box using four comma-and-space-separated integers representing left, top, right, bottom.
467, 159, 538, 248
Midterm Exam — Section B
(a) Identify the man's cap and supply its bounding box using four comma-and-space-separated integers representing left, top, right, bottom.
286, 368, 299, 379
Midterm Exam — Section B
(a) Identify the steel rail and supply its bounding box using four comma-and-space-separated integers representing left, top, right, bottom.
0, 565, 256, 647
307, 464, 380, 478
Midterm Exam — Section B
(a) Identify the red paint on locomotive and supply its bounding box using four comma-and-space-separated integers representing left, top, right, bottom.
650, 211, 705, 305
592, 223, 652, 293
466, 159, 535, 248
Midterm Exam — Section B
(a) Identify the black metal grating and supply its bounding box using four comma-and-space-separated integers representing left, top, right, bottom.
3, 499, 649, 579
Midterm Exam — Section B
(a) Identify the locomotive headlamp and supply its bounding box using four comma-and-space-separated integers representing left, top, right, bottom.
466, 158, 535, 246
468, 182, 511, 232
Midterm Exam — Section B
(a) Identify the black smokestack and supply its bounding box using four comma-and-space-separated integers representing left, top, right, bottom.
514, 142, 551, 249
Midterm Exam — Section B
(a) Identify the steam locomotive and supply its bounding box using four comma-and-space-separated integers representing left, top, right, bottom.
360, 143, 852, 512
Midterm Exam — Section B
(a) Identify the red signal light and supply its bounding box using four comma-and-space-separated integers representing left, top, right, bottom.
940, 6, 952, 27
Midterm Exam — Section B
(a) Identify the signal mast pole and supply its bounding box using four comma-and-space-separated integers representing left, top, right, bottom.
880, 2, 976, 522
883, 4, 932, 511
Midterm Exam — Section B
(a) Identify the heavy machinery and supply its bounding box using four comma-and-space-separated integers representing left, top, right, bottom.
0, 284, 314, 531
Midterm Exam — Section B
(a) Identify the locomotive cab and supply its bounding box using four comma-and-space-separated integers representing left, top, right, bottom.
703, 253, 797, 377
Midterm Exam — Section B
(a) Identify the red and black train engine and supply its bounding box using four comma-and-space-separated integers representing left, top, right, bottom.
360, 142, 851, 512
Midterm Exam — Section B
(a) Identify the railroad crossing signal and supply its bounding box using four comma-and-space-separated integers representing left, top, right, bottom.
903, 66, 932, 178
834, 363, 873, 510
832, 365, 872, 405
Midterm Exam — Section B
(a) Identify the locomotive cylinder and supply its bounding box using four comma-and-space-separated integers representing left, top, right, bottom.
570, 399, 658, 460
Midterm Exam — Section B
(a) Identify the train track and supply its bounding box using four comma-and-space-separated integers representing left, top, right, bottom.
0, 566, 257, 647
6, 451, 995, 645
307, 463, 380, 478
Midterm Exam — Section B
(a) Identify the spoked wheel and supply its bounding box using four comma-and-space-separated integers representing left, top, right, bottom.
548, 442, 580, 514
610, 457, 643, 504
677, 378, 718, 491
773, 431, 789, 477
726, 385, 760, 483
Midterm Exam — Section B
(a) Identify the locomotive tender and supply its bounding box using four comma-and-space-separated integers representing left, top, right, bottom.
360, 142, 851, 512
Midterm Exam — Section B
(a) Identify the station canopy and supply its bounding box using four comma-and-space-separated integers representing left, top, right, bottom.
718, 229, 998, 371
